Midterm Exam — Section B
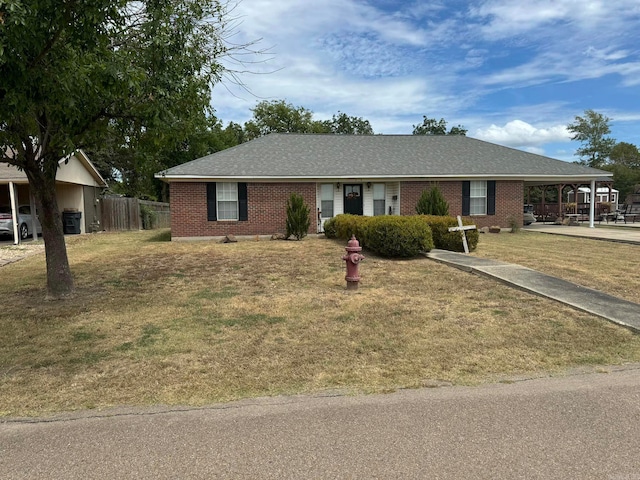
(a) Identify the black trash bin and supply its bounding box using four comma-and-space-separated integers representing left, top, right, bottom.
63, 211, 82, 234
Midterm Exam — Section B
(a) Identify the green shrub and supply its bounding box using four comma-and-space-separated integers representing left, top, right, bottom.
365, 216, 434, 257
332, 214, 370, 246
285, 193, 311, 240
140, 204, 158, 230
322, 217, 337, 238
419, 215, 479, 252
415, 185, 449, 216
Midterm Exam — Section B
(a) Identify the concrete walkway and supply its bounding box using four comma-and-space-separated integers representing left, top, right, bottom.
427, 249, 640, 332
524, 222, 640, 244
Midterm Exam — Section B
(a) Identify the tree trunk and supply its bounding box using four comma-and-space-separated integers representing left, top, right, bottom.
25, 167, 75, 299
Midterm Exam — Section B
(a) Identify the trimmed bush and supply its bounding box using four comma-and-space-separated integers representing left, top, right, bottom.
419, 215, 479, 252
415, 185, 449, 216
331, 214, 370, 247
324, 214, 434, 257
322, 217, 337, 238
285, 193, 311, 240
365, 216, 434, 257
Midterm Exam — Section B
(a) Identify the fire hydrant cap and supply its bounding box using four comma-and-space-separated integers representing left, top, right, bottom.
347, 235, 360, 248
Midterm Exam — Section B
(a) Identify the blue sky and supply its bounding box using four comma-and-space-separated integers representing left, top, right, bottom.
213, 0, 640, 161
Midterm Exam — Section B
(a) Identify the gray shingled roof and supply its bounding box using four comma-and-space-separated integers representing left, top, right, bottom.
157, 134, 609, 180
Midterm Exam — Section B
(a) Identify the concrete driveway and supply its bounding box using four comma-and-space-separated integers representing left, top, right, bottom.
2, 366, 640, 479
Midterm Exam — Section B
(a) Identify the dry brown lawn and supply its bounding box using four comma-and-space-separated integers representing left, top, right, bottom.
474, 230, 640, 303
1, 229, 639, 417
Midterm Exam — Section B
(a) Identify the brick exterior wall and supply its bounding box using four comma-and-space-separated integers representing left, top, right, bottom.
400, 180, 524, 228
170, 182, 317, 238
170, 180, 524, 238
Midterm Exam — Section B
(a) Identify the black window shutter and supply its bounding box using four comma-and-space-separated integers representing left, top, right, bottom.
487, 181, 496, 215
462, 181, 470, 216
206, 183, 217, 221
238, 182, 248, 221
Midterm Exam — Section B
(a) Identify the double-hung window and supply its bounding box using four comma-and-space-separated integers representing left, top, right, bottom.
320, 184, 334, 218
463, 180, 495, 216
207, 182, 248, 221
469, 181, 487, 215
373, 184, 385, 216
217, 182, 238, 220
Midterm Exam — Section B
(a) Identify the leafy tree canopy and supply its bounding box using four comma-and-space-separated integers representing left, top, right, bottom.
0, 0, 242, 297
567, 109, 616, 168
244, 100, 375, 139
244, 100, 317, 139
320, 112, 373, 135
609, 142, 640, 169
412, 116, 467, 136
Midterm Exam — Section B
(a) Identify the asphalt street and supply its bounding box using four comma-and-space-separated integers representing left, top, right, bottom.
2, 366, 640, 479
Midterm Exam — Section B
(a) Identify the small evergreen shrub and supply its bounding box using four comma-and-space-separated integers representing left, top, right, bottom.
285, 193, 311, 240
419, 215, 479, 252
415, 185, 449, 216
365, 216, 434, 257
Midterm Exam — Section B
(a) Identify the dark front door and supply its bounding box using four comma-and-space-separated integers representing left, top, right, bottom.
344, 184, 363, 215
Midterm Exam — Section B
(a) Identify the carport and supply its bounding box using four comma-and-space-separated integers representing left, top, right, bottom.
524, 177, 615, 226
0, 150, 107, 245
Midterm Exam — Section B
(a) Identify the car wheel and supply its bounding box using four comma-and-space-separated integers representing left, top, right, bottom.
19, 223, 29, 240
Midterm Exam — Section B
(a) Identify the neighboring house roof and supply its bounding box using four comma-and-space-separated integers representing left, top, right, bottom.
0, 150, 107, 187
156, 133, 611, 183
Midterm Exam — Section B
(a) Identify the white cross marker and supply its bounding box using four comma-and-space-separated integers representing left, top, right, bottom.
447, 215, 477, 254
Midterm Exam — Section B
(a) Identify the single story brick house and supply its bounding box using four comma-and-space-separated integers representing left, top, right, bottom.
156, 134, 610, 240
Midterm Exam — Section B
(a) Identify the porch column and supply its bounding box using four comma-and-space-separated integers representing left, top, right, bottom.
589, 179, 596, 228
8, 181, 19, 244
558, 184, 565, 219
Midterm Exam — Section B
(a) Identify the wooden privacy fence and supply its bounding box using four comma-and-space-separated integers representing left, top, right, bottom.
100, 197, 170, 231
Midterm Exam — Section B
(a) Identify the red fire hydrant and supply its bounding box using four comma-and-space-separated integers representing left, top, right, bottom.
342, 235, 365, 290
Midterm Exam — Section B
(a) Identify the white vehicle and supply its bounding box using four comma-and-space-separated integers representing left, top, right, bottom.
523, 204, 536, 225
0, 205, 42, 240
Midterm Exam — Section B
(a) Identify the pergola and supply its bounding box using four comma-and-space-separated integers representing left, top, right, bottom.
525, 177, 616, 226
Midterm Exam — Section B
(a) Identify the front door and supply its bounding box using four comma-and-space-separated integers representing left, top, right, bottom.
344, 184, 363, 215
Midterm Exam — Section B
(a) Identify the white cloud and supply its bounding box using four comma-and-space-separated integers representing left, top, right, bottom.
474, 120, 571, 148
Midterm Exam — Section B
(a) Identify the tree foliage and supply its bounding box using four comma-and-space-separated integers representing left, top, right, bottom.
412, 116, 467, 136
320, 112, 373, 135
609, 142, 640, 169
244, 100, 374, 139
567, 109, 616, 168
244, 100, 318, 140
0, 0, 242, 297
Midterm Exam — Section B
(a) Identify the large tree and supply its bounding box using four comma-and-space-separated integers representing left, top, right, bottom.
412, 116, 467, 136
567, 109, 616, 168
0, 0, 239, 298
609, 142, 640, 169
244, 100, 319, 140
243, 100, 375, 139
320, 112, 373, 135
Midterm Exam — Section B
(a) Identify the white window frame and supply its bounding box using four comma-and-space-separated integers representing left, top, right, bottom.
373, 183, 386, 216
320, 183, 334, 218
217, 182, 238, 221
469, 181, 487, 215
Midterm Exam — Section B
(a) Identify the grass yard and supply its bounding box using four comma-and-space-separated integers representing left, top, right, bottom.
1, 229, 640, 417
474, 230, 640, 303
